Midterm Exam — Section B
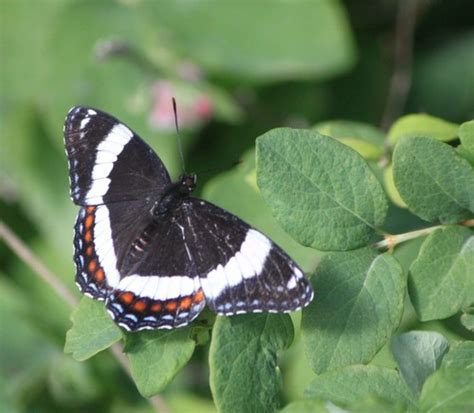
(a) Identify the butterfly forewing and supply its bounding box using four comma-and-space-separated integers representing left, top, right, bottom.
65, 106, 314, 332
64, 106, 171, 205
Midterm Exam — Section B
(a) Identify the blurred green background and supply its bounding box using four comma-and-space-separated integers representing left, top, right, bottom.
1, 1, 473, 412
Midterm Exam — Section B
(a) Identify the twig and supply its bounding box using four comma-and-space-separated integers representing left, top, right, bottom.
380, 0, 420, 132
0, 220, 78, 307
0, 220, 171, 413
373, 219, 474, 250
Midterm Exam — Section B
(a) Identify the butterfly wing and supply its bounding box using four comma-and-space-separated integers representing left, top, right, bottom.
64, 106, 171, 205
180, 198, 314, 315
75, 198, 206, 330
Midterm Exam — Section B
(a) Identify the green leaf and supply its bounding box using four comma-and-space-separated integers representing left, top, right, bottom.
209, 314, 293, 413
441, 341, 474, 370
313, 120, 385, 160
459, 120, 474, 155
390, 331, 449, 395
256, 128, 388, 251
456, 145, 474, 167
125, 328, 195, 397
419, 367, 474, 413
301, 248, 405, 374
149, 1, 355, 82
408, 227, 474, 321
387, 114, 458, 145
279, 400, 329, 413
64, 298, 122, 361
383, 165, 407, 208
393, 136, 474, 223
305, 365, 417, 410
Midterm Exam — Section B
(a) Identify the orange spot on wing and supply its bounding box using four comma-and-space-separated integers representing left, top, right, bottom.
120, 292, 134, 305
86, 246, 94, 256
151, 303, 162, 312
84, 215, 94, 229
84, 231, 92, 243
179, 297, 192, 310
88, 259, 97, 272
165, 301, 177, 312
194, 289, 204, 303
95, 268, 105, 282
133, 300, 146, 312
86, 206, 95, 214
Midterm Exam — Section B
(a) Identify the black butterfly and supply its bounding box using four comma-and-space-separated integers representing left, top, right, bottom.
64, 106, 313, 331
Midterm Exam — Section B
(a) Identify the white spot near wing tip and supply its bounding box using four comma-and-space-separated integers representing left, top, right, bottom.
80, 117, 90, 129
87, 109, 97, 116
286, 277, 297, 290
294, 267, 303, 278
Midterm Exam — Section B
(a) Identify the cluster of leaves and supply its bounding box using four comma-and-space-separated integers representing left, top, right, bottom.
2, 1, 474, 412
64, 115, 474, 412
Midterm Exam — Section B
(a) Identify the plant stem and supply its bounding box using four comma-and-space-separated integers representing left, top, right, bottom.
380, 0, 420, 131
0, 220, 78, 307
0, 220, 171, 413
374, 219, 474, 250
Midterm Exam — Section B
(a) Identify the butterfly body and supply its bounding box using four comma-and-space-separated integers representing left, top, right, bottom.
64, 106, 313, 331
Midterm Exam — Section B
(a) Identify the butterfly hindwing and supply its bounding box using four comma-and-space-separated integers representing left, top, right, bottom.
64, 106, 171, 205
176, 198, 313, 315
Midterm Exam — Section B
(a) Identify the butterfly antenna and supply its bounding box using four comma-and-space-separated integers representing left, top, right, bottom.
172, 97, 186, 173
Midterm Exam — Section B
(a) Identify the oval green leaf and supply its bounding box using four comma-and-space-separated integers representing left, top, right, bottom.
408, 226, 474, 321
150, 1, 355, 81
209, 314, 293, 413
390, 331, 449, 396
256, 128, 388, 251
387, 114, 458, 145
383, 164, 407, 208
305, 365, 417, 411
125, 329, 195, 397
64, 297, 122, 362
393, 136, 474, 223
301, 248, 405, 374
313, 120, 385, 160
459, 120, 474, 155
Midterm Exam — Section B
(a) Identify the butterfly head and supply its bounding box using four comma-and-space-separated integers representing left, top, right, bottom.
179, 173, 197, 194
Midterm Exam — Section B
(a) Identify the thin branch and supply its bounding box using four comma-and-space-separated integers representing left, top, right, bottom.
374, 219, 474, 250
0, 220, 171, 413
0, 220, 78, 307
380, 0, 420, 132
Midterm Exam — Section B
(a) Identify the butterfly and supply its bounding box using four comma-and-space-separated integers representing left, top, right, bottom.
64, 106, 313, 331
